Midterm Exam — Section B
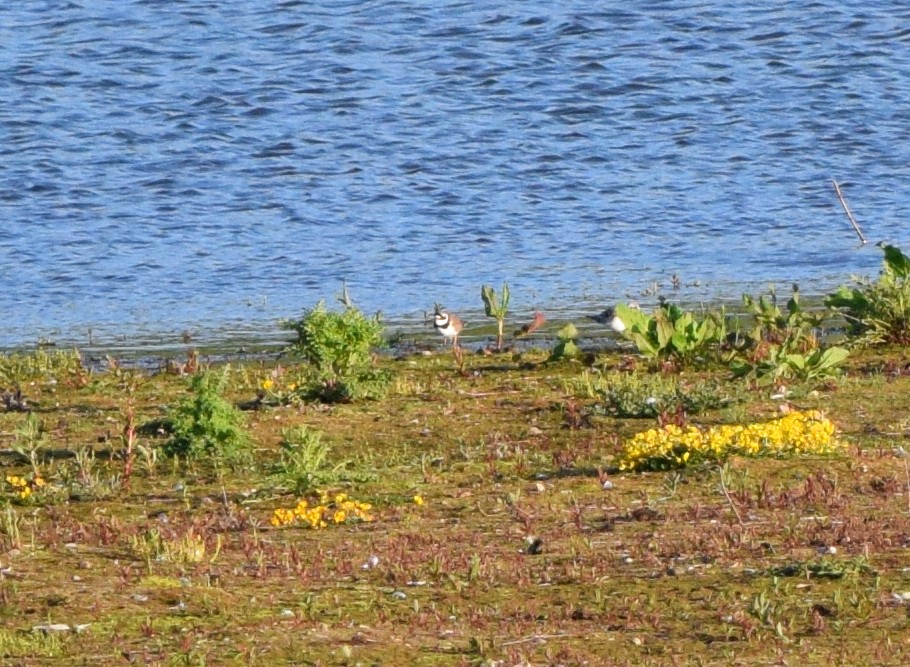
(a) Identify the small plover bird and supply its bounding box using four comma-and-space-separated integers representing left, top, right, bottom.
588, 306, 626, 333
433, 305, 464, 348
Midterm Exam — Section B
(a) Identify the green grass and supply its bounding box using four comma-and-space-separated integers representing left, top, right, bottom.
1, 345, 910, 665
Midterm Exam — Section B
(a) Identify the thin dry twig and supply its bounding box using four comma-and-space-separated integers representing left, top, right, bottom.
718, 467, 745, 526
903, 456, 910, 515
501, 633, 570, 647
832, 179, 868, 245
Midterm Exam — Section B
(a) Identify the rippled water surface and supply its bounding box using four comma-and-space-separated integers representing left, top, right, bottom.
3, 1, 910, 349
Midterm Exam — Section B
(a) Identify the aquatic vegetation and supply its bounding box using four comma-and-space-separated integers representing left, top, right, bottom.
164, 367, 251, 464
827, 243, 910, 345
481, 282, 510, 350
270, 491, 373, 529
283, 297, 391, 401
615, 301, 725, 365
618, 410, 839, 472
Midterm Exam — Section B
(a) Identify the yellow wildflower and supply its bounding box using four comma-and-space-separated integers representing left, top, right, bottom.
618, 411, 839, 472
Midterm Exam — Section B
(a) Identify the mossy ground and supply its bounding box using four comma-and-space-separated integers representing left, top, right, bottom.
2, 343, 910, 666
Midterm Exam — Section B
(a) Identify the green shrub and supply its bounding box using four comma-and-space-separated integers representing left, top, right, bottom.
283, 299, 391, 402
165, 368, 250, 464
615, 301, 725, 364
826, 244, 910, 345
573, 370, 735, 418
273, 426, 342, 494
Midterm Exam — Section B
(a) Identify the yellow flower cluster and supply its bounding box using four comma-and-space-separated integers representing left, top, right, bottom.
270, 491, 373, 529
618, 411, 839, 472
5, 474, 45, 500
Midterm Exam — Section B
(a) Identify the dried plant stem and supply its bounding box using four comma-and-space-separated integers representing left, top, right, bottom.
832, 179, 867, 245
719, 466, 745, 526
502, 633, 569, 647
904, 456, 910, 514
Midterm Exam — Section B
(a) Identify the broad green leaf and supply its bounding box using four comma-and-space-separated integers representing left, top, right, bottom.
825, 286, 868, 310
628, 331, 658, 358
655, 312, 675, 350
883, 244, 910, 279
783, 354, 807, 370
730, 359, 754, 378
615, 303, 649, 332
817, 346, 849, 369
670, 331, 690, 353
481, 285, 497, 318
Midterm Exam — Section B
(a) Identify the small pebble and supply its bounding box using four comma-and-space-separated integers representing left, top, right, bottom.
601, 480, 614, 490
279, 609, 295, 618
391, 591, 407, 600
528, 426, 543, 436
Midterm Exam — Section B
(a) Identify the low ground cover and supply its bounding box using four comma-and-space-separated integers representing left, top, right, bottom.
1, 336, 910, 666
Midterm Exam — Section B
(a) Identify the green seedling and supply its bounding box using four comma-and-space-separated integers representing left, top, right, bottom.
481, 282, 510, 351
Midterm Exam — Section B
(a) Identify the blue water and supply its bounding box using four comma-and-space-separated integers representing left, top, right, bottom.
2, 1, 910, 350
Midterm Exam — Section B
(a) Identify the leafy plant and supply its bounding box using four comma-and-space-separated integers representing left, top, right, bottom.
731, 345, 849, 383
0, 348, 84, 388
549, 323, 581, 361
481, 283, 510, 351
164, 368, 251, 464
273, 425, 346, 494
741, 283, 828, 348
573, 371, 735, 418
615, 301, 725, 364
733, 284, 846, 382
826, 244, 910, 345
283, 293, 391, 402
